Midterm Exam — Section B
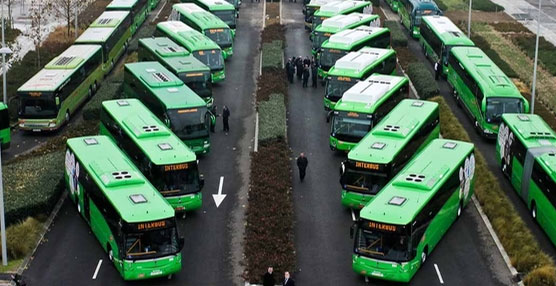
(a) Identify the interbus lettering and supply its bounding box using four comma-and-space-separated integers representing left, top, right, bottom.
368, 222, 397, 232
137, 220, 167, 231
164, 163, 189, 171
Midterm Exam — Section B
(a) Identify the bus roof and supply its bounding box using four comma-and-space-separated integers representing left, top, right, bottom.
315, 0, 369, 17
139, 37, 210, 73
360, 139, 474, 225
76, 27, 116, 43
422, 16, 474, 46
173, 3, 229, 29
407, 0, 441, 11
125, 61, 207, 109
106, 0, 137, 9
329, 47, 395, 77
324, 26, 388, 50
102, 99, 197, 165
335, 74, 408, 113
157, 21, 220, 51
18, 45, 101, 92
451, 47, 523, 99
317, 12, 378, 33
67, 135, 175, 223
307, 0, 339, 8
348, 99, 438, 164
501, 114, 556, 177
196, 0, 235, 11
89, 11, 129, 28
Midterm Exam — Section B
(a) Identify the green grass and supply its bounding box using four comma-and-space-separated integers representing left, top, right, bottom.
0, 258, 24, 273
512, 35, 556, 76
262, 40, 283, 69
435, 0, 504, 12
258, 93, 286, 142
430, 96, 556, 285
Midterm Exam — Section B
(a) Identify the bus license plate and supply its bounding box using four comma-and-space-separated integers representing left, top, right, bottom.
371, 271, 384, 277
32, 129, 40, 132
151, 270, 162, 276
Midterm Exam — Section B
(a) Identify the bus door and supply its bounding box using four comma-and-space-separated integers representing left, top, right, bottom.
84, 190, 91, 222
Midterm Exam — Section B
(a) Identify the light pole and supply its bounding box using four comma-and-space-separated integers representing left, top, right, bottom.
467, 0, 472, 37
531, 0, 542, 114
0, 0, 10, 267
75, 1, 78, 39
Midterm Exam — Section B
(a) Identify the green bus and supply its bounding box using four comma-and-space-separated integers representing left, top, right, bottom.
193, 0, 237, 30
497, 114, 556, 246
324, 47, 397, 110
155, 21, 225, 83
447, 47, 529, 138
420, 15, 474, 75
329, 74, 408, 152
385, 0, 400, 12
17, 45, 103, 132
171, 3, 234, 59
311, 0, 371, 33
312, 12, 379, 56
149, 0, 160, 10
100, 99, 205, 211
340, 99, 439, 209
304, 0, 337, 30
138, 37, 213, 106
318, 26, 391, 79
106, 0, 149, 34
75, 11, 133, 75
398, 0, 442, 38
223, 0, 241, 11
0, 103, 10, 149
123, 62, 215, 154
65, 135, 183, 280
351, 139, 475, 282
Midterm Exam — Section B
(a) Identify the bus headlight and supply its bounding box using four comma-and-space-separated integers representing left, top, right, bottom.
484, 129, 494, 134
48, 122, 56, 128
203, 141, 209, 147
18, 122, 24, 128
400, 262, 409, 272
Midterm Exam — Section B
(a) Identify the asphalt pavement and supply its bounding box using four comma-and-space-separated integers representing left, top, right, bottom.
284, 1, 513, 285
21, 2, 262, 285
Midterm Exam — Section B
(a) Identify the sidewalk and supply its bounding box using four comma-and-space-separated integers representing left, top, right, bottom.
490, 0, 556, 47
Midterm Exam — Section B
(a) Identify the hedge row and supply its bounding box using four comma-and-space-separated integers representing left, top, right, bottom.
3, 151, 65, 226
512, 35, 556, 76
83, 77, 124, 121
435, 0, 504, 12
471, 0, 504, 12
407, 62, 439, 99
430, 96, 556, 285
384, 20, 407, 47
262, 40, 283, 69
471, 33, 519, 78
258, 94, 286, 142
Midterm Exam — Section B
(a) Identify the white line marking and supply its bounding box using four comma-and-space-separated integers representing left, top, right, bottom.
151, 0, 167, 23
92, 259, 103, 280
259, 52, 263, 76
218, 176, 224, 194
254, 112, 259, 152
434, 263, 444, 284
351, 209, 356, 222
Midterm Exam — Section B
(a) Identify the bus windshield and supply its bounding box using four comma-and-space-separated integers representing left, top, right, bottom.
320, 49, 348, 70
152, 163, 200, 196
342, 168, 389, 195
414, 9, 439, 26
204, 28, 233, 48
325, 77, 356, 103
212, 10, 236, 27
19, 94, 58, 119
332, 114, 372, 141
124, 227, 179, 260
167, 107, 209, 140
485, 97, 524, 124
181, 73, 212, 98
355, 227, 410, 262
312, 32, 329, 51
193, 50, 224, 71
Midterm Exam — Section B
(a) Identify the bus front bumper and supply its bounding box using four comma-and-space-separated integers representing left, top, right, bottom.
329, 136, 356, 152
223, 47, 233, 60
18, 119, 60, 132
323, 97, 337, 111
318, 68, 328, 79
166, 193, 203, 212
352, 255, 416, 283
341, 190, 374, 209
122, 254, 182, 280
184, 139, 211, 155
212, 70, 226, 83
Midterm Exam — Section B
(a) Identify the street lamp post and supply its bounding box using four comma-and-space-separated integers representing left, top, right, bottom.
531, 0, 542, 114
467, 0, 472, 37
75, 1, 78, 39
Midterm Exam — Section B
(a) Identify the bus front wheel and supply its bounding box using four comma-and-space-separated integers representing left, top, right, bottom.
531, 201, 537, 220
457, 201, 463, 218
65, 111, 70, 124
108, 247, 114, 262
421, 249, 427, 265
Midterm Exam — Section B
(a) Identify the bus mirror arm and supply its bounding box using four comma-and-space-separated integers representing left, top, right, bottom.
326, 111, 332, 123
199, 174, 205, 189
350, 223, 356, 239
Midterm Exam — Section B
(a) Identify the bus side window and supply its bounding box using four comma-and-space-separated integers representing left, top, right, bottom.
532, 162, 556, 206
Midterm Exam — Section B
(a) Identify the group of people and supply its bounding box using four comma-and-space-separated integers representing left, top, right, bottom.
286, 56, 318, 88
263, 267, 295, 286
210, 105, 231, 134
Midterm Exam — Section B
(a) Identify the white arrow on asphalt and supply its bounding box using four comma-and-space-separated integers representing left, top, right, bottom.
212, 176, 227, 208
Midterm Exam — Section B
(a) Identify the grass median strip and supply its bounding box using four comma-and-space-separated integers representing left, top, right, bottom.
430, 96, 556, 285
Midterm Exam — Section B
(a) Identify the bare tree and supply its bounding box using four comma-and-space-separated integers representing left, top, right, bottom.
28, 0, 52, 68
6, 0, 13, 27
52, 0, 83, 36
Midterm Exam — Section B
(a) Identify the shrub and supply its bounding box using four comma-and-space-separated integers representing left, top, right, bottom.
513, 35, 556, 76
2, 217, 42, 259
370, 0, 380, 7
384, 21, 407, 47
262, 40, 283, 69
429, 96, 556, 284
471, 33, 518, 78
245, 140, 294, 283
407, 62, 439, 99
3, 151, 65, 226
435, 0, 503, 11
472, 0, 504, 12
257, 68, 287, 103
83, 77, 123, 121
491, 22, 531, 33
258, 94, 286, 142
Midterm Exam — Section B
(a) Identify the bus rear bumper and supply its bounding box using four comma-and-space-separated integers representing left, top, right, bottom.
323, 98, 336, 111
212, 70, 226, 83
223, 48, 233, 60
341, 190, 373, 209
18, 120, 61, 132
352, 255, 414, 283
330, 137, 356, 152
166, 193, 202, 211
122, 254, 182, 280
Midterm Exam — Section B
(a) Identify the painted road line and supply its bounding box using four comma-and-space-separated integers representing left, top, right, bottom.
213, 176, 227, 208
351, 209, 356, 222
92, 259, 103, 280
151, 0, 167, 23
254, 112, 259, 152
259, 52, 262, 76
434, 263, 444, 284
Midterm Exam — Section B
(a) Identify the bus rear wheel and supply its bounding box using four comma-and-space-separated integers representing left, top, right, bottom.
88, 87, 93, 99
531, 201, 537, 220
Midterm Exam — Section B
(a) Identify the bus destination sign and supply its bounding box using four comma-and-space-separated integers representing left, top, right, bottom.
355, 161, 380, 171
368, 221, 397, 232
164, 163, 189, 172
137, 220, 167, 231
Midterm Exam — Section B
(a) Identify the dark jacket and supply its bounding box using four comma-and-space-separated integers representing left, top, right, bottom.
303, 58, 311, 66
222, 107, 230, 119
263, 272, 276, 286
297, 156, 308, 169
283, 278, 295, 286
311, 65, 317, 80
302, 68, 310, 80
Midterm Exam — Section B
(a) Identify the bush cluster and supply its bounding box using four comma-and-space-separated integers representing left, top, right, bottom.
384, 21, 407, 47
407, 62, 439, 99
491, 22, 531, 33
258, 94, 286, 142
430, 96, 556, 285
3, 151, 65, 226
435, 0, 504, 12
83, 77, 123, 121
471, 33, 518, 78
512, 35, 556, 76
257, 68, 288, 102
471, 0, 504, 12
262, 40, 283, 69
1, 217, 42, 260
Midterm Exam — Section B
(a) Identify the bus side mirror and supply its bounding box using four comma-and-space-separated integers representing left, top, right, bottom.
179, 237, 185, 250
340, 161, 345, 176
199, 174, 205, 189
326, 111, 333, 123
55, 97, 60, 106
350, 223, 356, 239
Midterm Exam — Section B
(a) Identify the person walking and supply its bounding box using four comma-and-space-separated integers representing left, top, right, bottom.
296, 56, 304, 80
434, 61, 441, 80
296, 153, 308, 182
283, 272, 295, 286
262, 267, 276, 286
302, 65, 310, 88
222, 105, 230, 134
311, 63, 318, 88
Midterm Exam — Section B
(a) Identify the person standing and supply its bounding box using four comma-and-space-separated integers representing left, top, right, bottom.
296, 56, 304, 80
288, 61, 295, 83
303, 56, 311, 67
222, 105, 230, 134
286, 59, 293, 84
302, 65, 310, 88
434, 61, 441, 80
283, 272, 295, 286
262, 267, 276, 286
296, 153, 308, 182
311, 63, 318, 88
